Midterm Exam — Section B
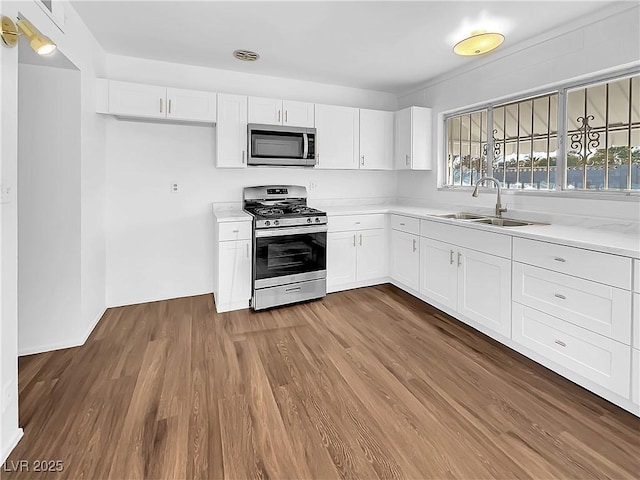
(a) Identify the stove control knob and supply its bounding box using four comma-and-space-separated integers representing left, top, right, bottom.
307, 218, 312, 224
315, 217, 321, 223
274, 220, 280, 226
265, 221, 270, 227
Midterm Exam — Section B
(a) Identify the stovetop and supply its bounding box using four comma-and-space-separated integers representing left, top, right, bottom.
242, 185, 327, 229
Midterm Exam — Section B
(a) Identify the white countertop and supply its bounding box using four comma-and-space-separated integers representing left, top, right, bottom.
211, 201, 639, 258
212, 204, 251, 222
319, 203, 640, 259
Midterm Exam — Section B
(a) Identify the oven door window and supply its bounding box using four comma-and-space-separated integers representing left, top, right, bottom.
255, 232, 326, 280
251, 131, 304, 159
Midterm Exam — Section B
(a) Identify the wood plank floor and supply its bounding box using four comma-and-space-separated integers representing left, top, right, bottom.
4, 285, 639, 479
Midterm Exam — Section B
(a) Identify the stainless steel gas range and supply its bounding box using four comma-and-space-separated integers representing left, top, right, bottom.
243, 185, 327, 310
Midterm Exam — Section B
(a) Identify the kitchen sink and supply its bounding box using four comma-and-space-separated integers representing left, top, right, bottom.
433, 212, 548, 227
436, 212, 487, 220
471, 218, 538, 227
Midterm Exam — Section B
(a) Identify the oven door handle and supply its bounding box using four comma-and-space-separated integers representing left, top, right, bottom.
255, 225, 328, 237
303, 133, 309, 159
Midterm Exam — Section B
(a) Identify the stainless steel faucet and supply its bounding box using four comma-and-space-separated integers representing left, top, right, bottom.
472, 177, 507, 217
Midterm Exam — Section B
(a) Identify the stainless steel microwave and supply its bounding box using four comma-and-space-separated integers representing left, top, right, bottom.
247, 124, 316, 167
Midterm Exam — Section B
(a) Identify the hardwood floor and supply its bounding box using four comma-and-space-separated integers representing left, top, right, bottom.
4, 285, 639, 479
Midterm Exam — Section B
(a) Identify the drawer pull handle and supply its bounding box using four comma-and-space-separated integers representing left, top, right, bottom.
232, 229, 239, 233
554, 293, 566, 300
553, 257, 566, 263
399, 223, 406, 226
285, 287, 302, 293
554, 340, 567, 347
355, 222, 361, 224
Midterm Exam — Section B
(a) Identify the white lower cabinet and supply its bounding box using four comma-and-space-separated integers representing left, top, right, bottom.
390, 215, 420, 291
632, 349, 640, 406
327, 214, 387, 292
213, 221, 252, 312
419, 236, 511, 338
513, 303, 631, 398
513, 262, 632, 344
390, 229, 419, 291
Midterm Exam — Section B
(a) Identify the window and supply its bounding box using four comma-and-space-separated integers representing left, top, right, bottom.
445, 110, 487, 186
444, 72, 639, 193
566, 76, 639, 190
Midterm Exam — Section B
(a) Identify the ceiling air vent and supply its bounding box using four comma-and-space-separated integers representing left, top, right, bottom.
233, 49, 260, 62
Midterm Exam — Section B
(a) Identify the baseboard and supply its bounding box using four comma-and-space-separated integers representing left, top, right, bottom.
107, 290, 213, 309
328, 277, 390, 294
18, 307, 107, 357
1, 428, 23, 464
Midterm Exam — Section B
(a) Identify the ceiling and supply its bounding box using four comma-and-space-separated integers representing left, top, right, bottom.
71, 1, 622, 94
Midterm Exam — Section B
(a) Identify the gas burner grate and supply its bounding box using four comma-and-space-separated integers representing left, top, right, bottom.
254, 207, 284, 216
290, 206, 321, 214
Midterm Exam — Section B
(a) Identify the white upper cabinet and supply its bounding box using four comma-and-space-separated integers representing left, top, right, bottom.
100, 80, 217, 123
248, 96, 314, 127
394, 106, 432, 170
216, 93, 248, 168
283, 100, 315, 127
166, 87, 217, 122
359, 109, 394, 170
314, 104, 360, 169
107, 81, 167, 119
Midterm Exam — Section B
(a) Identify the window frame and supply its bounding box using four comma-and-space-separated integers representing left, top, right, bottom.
440, 68, 640, 197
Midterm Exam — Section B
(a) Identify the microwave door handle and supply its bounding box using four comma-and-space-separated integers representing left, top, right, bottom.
303, 133, 309, 159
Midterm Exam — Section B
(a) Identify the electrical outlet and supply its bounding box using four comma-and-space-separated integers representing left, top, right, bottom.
309, 181, 319, 191
0, 183, 13, 204
170, 182, 179, 194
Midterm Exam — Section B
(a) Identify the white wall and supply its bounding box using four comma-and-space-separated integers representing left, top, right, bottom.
1, 0, 106, 462
18, 63, 82, 355
397, 3, 640, 223
104, 55, 398, 307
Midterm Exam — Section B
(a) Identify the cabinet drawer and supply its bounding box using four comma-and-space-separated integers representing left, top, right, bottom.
513, 237, 631, 289
513, 263, 632, 344
328, 214, 385, 232
420, 219, 511, 259
218, 221, 252, 241
391, 214, 420, 235
512, 303, 631, 398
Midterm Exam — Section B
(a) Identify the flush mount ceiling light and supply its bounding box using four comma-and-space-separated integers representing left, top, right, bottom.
233, 49, 260, 62
453, 30, 504, 56
1, 15, 57, 55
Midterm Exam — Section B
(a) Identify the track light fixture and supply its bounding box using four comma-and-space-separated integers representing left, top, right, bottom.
1, 15, 57, 55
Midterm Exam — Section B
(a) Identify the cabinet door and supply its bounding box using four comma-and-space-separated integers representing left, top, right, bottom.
409, 106, 431, 170
327, 232, 358, 290
360, 109, 394, 170
314, 104, 360, 169
419, 237, 457, 311
390, 230, 419, 291
356, 229, 387, 281
283, 100, 315, 127
166, 87, 217, 122
248, 96, 281, 125
217, 240, 251, 308
394, 107, 411, 169
108, 80, 166, 118
216, 94, 248, 168
457, 248, 511, 337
